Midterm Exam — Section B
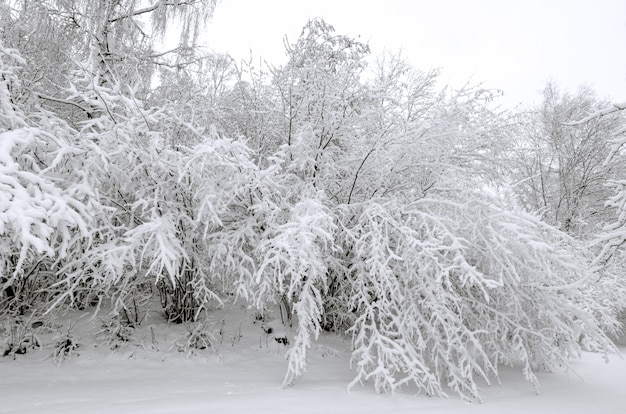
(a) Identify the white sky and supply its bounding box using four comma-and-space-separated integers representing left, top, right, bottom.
202, 0, 626, 108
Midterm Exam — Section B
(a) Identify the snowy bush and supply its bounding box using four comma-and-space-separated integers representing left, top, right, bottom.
1, 319, 41, 358
97, 316, 136, 349
173, 319, 219, 357
252, 195, 338, 386
39, 71, 264, 322
0, 46, 97, 315
50, 322, 81, 366
337, 196, 617, 400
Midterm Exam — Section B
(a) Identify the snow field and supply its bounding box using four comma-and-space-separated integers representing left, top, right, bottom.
1, 303, 624, 414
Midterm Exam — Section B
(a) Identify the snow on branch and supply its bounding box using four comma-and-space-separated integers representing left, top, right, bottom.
591, 179, 626, 268
0, 130, 90, 258
565, 101, 626, 125
253, 196, 337, 387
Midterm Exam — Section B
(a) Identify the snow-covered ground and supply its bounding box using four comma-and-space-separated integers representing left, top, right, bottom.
1, 304, 625, 414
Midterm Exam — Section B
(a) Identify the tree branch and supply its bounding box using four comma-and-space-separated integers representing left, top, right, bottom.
36, 92, 94, 116
565, 101, 626, 126
108, 1, 199, 23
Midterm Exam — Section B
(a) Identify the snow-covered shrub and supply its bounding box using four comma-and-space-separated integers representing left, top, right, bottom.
586, 246, 626, 341
0, 46, 96, 316
110, 278, 153, 328
252, 195, 338, 386
156, 132, 263, 320
1, 319, 41, 358
337, 196, 616, 400
50, 322, 80, 366
584, 125, 626, 337
97, 315, 136, 349
39, 69, 265, 322
173, 319, 219, 357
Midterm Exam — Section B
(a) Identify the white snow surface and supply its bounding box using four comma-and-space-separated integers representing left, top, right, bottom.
1, 304, 625, 414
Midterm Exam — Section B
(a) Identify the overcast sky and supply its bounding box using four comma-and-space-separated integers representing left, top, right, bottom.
202, 0, 626, 108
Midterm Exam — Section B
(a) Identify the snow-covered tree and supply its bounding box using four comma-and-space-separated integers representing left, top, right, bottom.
338, 195, 617, 399
501, 83, 625, 237
578, 100, 626, 269
270, 18, 370, 199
